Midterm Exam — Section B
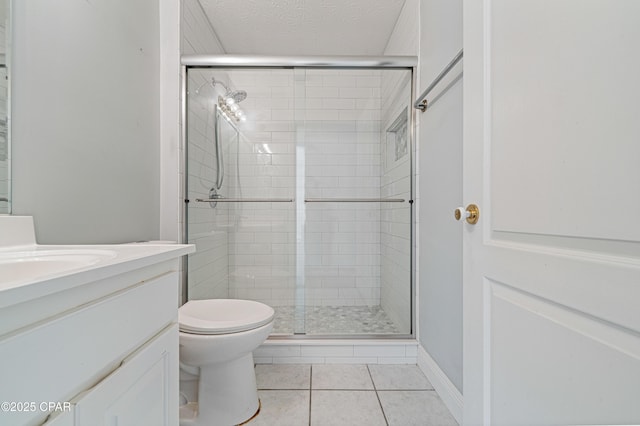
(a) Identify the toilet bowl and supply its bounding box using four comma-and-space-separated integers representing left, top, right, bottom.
178, 299, 274, 426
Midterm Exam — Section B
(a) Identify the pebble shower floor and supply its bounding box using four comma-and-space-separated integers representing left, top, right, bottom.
271, 306, 399, 335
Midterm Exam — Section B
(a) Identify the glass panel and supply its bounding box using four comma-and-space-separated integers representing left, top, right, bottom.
185, 69, 297, 335
300, 68, 413, 335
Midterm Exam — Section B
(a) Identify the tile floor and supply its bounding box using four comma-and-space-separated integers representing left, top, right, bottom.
245, 364, 458, 426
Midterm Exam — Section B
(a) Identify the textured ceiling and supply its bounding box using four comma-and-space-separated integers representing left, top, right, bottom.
198, 0, 407, 55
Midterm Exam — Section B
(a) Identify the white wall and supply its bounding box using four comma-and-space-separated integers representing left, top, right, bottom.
12, 0, 161, 244
417, 0, 463, 392
159, 0, 181, 242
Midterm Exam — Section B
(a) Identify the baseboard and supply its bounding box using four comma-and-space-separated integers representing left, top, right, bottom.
417, 345, 463, 424
255, 339, 418, 365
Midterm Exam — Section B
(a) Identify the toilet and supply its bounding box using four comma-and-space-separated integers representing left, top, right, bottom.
178, 299, 275, 426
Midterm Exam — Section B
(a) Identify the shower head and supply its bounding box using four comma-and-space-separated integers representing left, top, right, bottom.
194, 77, 248, 122
194, 77, 248, 103
209, 77, 247, 103
227, 90, 247, 103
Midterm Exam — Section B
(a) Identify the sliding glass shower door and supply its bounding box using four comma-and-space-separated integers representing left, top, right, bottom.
185, 64, 413, 337
186, 68, 298, 334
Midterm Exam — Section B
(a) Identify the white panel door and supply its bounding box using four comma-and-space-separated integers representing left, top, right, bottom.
463, 1, 640, 425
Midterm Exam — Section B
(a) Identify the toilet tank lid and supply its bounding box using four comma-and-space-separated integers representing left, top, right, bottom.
179, 299, 275, 335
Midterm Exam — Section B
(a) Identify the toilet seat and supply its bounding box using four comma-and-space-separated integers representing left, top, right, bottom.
179, 299, 275, 335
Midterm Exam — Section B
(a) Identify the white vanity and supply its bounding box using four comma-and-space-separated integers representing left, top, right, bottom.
0, 216, 194, 425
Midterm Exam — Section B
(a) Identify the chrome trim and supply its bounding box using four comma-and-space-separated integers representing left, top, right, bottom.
414, 49, 463, 112
182, 54, 417, 68
305, 198, 405, 203
195, 198, 294, 203
410, 64, 417, 336
180, 65, 188, 305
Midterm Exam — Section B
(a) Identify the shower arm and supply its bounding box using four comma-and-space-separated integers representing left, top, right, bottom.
194, 77, 231, 96
211, 77, 231, 94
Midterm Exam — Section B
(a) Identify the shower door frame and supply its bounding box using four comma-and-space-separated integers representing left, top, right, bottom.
180, 55, 418, 339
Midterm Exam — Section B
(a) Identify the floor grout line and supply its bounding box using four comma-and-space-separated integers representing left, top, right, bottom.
308, 365, 313, 426
254, 364, 456, 425
367, 364, 390, 426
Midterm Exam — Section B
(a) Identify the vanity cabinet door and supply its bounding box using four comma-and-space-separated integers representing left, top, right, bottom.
42, 410, 75, 426
73, 324, 178, 426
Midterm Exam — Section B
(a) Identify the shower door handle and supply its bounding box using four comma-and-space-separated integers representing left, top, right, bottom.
195, 198, 294, 203
305, 198, 405, 203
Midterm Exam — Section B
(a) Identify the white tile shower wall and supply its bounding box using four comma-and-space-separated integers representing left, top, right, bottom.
303, 69, 382, 307
225, 70, 297, 307
223, 69, 384, 307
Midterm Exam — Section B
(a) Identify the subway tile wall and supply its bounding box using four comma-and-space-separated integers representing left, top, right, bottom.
301, 69, 384, 307
222, 69, 297, 307
220, 69, 390, 307
303, 68, 411, 322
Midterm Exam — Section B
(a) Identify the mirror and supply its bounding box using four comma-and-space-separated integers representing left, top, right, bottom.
0, 0, 9, 214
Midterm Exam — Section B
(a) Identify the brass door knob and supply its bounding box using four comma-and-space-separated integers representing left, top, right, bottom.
454, 204, 480, 225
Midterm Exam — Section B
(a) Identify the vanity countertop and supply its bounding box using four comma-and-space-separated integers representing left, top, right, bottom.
0, 216, 194, 309
0, 243, 194, 309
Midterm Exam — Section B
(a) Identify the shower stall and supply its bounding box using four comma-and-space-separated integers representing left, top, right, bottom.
182, 56, 416, 338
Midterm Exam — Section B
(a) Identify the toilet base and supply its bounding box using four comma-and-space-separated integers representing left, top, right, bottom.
179, 400, 261, 426
179, 352, 260, 426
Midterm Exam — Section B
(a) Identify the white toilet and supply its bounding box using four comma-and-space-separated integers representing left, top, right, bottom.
178, 299, 275, 426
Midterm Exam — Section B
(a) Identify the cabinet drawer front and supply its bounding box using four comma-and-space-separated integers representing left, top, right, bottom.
0, 272, 177, 426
